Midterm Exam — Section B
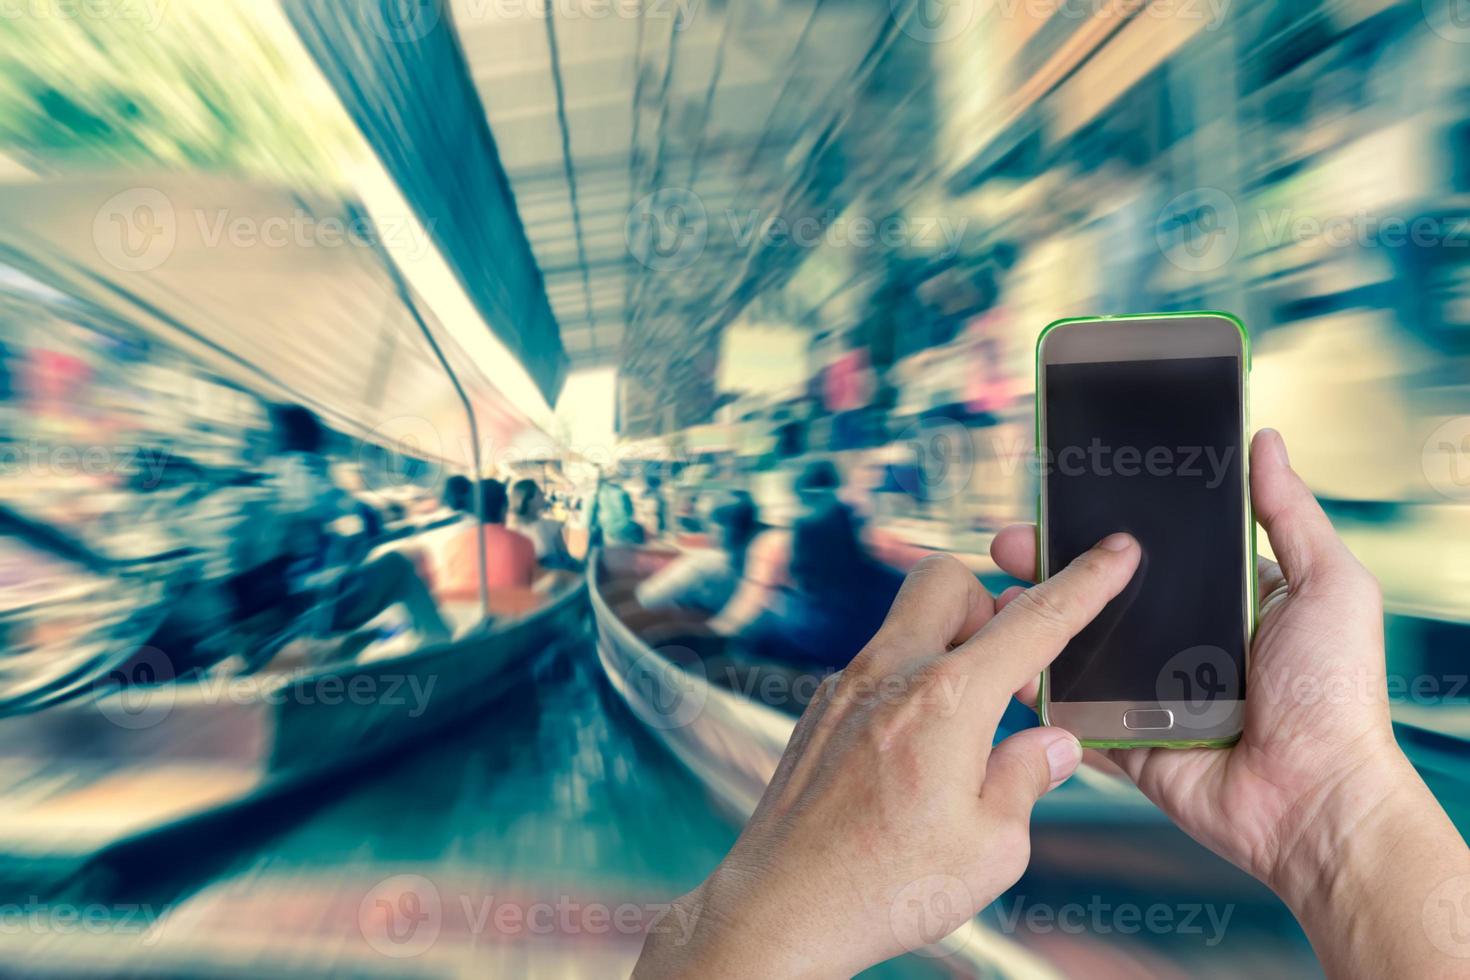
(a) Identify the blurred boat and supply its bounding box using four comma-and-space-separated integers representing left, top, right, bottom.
0, 152, 599, 908
0, 576, 587, 896
590, 543, 796, 816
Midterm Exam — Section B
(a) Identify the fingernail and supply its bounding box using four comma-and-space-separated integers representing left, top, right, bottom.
1044, 733, 1083, 785
1098, 532, 1135, 552
1260, 428, 1289, 467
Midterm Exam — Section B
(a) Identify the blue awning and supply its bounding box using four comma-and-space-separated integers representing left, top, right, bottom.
287, 0, 569, 405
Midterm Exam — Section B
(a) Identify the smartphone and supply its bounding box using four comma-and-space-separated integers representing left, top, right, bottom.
1036, 312, 1252, 748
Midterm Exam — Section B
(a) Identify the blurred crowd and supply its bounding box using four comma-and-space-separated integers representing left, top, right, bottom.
595, 457, 969, 719
0, 303, 590, 703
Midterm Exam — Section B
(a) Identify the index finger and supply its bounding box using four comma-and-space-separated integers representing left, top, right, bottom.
996, 525, 1295, 605
860, 553, 995, 669
953, 533, 1141, 699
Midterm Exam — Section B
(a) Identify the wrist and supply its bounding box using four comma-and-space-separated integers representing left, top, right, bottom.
1268, 748, 1470, 974
1267, 744, 1420, 912
633, 872, 843, 979
633, 888, 736, 979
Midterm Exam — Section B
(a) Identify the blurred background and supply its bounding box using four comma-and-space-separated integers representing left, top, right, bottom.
0, 0, 1467, 976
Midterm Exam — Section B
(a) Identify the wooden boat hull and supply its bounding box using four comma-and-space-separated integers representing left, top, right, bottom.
270, 578, 588, 770
591, 548, 790, 819
1, 579, 588, 893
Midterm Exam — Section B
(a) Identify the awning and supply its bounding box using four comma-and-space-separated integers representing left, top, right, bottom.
0, 172, 544, 467
287, 0, 570, 406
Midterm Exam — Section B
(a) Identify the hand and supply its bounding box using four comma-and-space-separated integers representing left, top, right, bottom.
634, 537, 1142, 978
991, 428, 1470, 976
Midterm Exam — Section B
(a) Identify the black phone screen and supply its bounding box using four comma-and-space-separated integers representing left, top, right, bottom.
1044, 354, 1246, 703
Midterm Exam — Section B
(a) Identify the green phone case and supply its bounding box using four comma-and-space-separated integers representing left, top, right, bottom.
1033, 311, 1256, 750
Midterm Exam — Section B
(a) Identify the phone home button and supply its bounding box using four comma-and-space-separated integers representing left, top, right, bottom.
1122, 708, 1174, 731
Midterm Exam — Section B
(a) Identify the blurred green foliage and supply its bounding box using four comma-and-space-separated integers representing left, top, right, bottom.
0, 1, 353, 186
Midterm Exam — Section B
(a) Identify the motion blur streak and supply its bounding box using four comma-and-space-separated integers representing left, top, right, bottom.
0, 0, 1465, 976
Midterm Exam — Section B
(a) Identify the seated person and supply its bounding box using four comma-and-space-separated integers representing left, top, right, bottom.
792, 458, 842, 511
637, 474, 669, 538
509, 478, 577, 570
436, 478, 539, 594
330, 547, 451, 648
636, 494, 758, 615
234, 405, 450, 658
593, 481, 647, 546
708, 459, 847, 637
440, 474, 474, 517
673, 490, 705, 536
736, 501, 905, 671
405, 474, 473, 577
